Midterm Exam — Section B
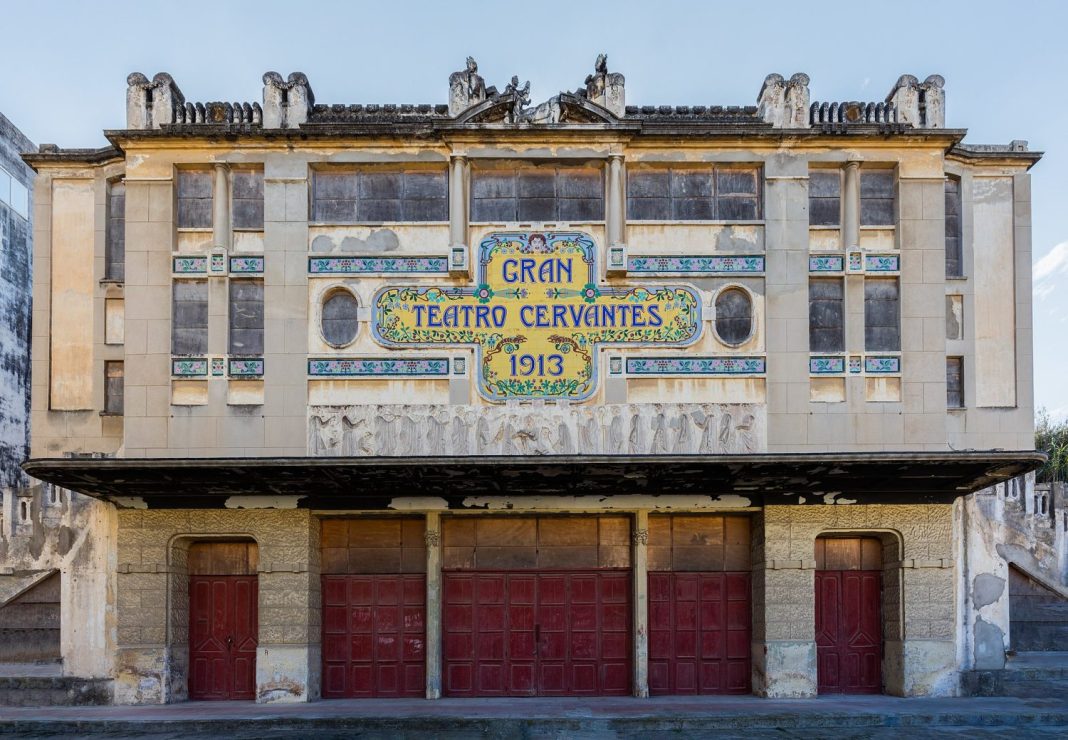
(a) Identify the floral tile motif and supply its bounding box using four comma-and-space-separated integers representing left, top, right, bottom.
307, 357, 451, 377
172, 357, 208, 376
864, 355, 901, 374
228, 358, 265, 377
809, 255, 844, 272
229, 256, 265, 274
848, 252, 864, 272
625, 356, 766, 376
809, 356, 846, 374
609, 356, 624, 375
308, 256, 449, 274
864, 254, 900, 272
173, 256, 207, 274
210, 357, 226, 376
848, 356, 863, 374
453, 357, 467, 375
626, 255, 765, 274
210, 252, 227, 274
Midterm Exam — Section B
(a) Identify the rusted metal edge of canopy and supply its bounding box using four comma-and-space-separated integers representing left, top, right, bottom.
22, 451, 1044, 509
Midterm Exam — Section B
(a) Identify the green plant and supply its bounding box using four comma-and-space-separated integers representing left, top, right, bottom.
1035, 408, 1068, 483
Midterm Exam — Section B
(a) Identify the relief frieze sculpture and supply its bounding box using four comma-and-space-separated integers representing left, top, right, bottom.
308, 403, 765, 457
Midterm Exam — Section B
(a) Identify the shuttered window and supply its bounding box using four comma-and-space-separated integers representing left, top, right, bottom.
809, 278, 844, 353
947, 357, 964, 408
171, 280, 208, 355
864, 278, 900, 352
105, 181, 125, 280
232, 169, 264, 230
177, 170, 212, 228
859, 170, 895, 226
809, 170, 840, 226
945, 177, 963, 277
104, 361, 124, 415
229, 280, 264, 356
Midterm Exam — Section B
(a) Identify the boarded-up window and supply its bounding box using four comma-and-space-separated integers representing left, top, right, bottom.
648, 515, 751, 571
945, 177, 963, 277
864, 278, 900, 351
321, 290, 359, 347
472, 166, 604, 222
860, 170, 895, 226
714, 288, 753, 345
177, 170, 212, 228
947, 357, 964, 408
232, 169, 264, 230
814, 537, 882, 570
171, 280, 208, 355
320, 518, 426, 574
627, 167, 760, 221
312, 170, 448, 223
229, 279, 264, 356
105, 180, 125, 280
809, 278, 844, 352
104, 361, 123, 414
442, 516, 630, 570
809, 170, 840, 226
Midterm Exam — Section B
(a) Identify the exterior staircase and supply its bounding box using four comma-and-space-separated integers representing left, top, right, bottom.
0, 663, 111, 706
962, 651, 1068, 698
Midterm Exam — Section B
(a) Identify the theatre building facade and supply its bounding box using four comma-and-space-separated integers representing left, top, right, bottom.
19, 59, 1043, 703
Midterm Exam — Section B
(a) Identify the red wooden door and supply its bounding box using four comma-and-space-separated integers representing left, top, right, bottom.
443, 571, 630, 697
815, 570, 882, 694
321, 575, 426, 698
189, 575, 258, 700
648, 572, 751, 695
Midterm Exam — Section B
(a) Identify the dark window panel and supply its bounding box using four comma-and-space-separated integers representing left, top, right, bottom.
518, 197, 557, 222
471, 197, 516, 223
557, 197, 602, 222
674, 198, 715, 221
177, 171, 212, 198
945, 177, 963, 277
558, 171, 603, 199
627, 171, 670, 199
716, 169, 758, 196
314, 172, 360, 200
106, 181, 125, 280
717, 197, 759, 221
860, 198, 895, 226
177, 197, 212, 229
313, 199, 359, 224
104, 361, 124, 415
628, 197, 670, 221
472, 173, 516, 199
518, 171, 556, 198
321, 291, 360, 347
809, 278, 844, 353
360, 172, 403, 199
233, 198, 264, 230
229, 280, 264, 356
947, 357, 964, 408
232, 170, 264, 230
864, 279, 900, 351
403, 172, 448, 199
809, 197, 841, 227
809, 171, 841, 227
715, 288, 754, 345
358, 198, 403, 222
403, 198, 448, 222
671, 171, 713, 199
860, 171, 895, 198
809, 171, 841, 198
172, 280, 209, 355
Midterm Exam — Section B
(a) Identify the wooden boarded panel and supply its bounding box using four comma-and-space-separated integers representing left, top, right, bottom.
50, 179, 96, 410
648, 515, 751, 572
815, 537, 882, 571
188, 542, 258, 576
320, 518, 425, 575
442, 516, 632, 570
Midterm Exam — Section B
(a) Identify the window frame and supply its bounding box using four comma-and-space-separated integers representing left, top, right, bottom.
808, 169, 842, 227
946, 356, 964, 408
319, 287, 360, 349
808, 277, 846, 353
626, 165, 763, 222
171, 279, 209, 356
104, 361, 124, 415
712, 285, 755, 347
105, 179, 125, 281
859, 169, 896, 227
944, 175, 963, 278
228, 278, 265, 357
231, 168, 265, 231
470, 164, 606, 224
863, 277, 901, 352
176, 169, 214, 230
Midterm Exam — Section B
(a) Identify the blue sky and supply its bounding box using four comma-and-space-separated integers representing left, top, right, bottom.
2, 0, 1064, 417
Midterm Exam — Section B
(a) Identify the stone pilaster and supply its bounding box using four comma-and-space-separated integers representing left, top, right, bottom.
631, 512, 649, 697
425, 511, 443, 699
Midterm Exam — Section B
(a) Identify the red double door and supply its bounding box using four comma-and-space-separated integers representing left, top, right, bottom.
189, 575, 258, 700
443, 571, 630, 696
815, 570, 882, 694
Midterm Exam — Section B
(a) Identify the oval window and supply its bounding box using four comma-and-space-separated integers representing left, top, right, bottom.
714, 287, 753, 345
321, 290, 359, 347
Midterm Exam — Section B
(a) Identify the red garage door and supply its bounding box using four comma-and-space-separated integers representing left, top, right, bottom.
321, 575, 425, 698
815, 537, 883, 695
320, 518, 427, 699
443, 571, 630, 696
649, 572, 751, 694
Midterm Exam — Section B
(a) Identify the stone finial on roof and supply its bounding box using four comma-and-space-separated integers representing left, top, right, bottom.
757, 73, 809, 128
262, 72, 315, 129
582, 54, 625, 117
126, 72, 186, 130
886, 74, 945, 128
449, 57, 487, 117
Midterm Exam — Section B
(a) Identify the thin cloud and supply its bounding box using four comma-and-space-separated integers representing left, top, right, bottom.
1033, 241, 1068, 302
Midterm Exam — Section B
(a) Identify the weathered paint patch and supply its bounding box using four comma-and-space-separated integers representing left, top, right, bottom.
225, 495, 301, 509
111, 496, 148, 509
388, 496, 450, 511
972, 573, 1006, 609
458, 493, 753, 511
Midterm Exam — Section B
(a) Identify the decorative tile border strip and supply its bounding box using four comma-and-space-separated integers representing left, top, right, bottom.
864, 254, 900, 272
625, 356, 766, 376
308, 357, 451, 377
308, 256, 450, 274
229, 256, 264, 274
809, 356, 846, 374
864, 355, 901, 374
229, 357, 265, 377
809, 255, 844, 272
173, 256, 207, 274
626, 255, 765, 274
172, 357, 208, 376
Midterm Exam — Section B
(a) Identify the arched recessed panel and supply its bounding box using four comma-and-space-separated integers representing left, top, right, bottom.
714, 288, 753, 345
321, 290, 359, 347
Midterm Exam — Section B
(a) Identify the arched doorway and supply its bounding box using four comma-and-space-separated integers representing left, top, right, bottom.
814, 536, 882, 694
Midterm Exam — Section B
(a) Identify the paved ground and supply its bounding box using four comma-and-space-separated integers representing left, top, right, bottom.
1, 694, 1068, 737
